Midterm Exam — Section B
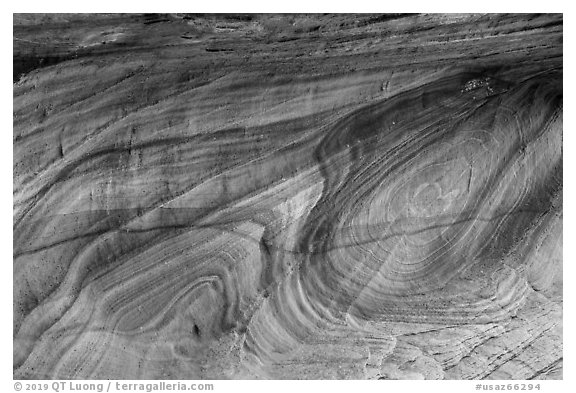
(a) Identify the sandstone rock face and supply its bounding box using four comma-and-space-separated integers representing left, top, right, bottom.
13, 14, 562, 380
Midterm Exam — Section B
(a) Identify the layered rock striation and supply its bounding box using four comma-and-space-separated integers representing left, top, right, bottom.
13, 13, 562, 379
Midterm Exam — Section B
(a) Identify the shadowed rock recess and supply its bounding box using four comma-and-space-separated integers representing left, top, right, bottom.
13, 13, 562, 380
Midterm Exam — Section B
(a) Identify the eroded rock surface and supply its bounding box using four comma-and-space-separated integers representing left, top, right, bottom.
13, 13, 562, 379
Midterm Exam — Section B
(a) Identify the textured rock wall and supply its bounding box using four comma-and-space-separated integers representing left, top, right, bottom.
13, 13, 562, 379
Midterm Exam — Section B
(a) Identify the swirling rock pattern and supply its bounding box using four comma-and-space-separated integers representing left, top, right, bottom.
13, 13, 562, 380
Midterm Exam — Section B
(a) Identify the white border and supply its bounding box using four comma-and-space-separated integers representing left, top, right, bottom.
3, 2, 570, 391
